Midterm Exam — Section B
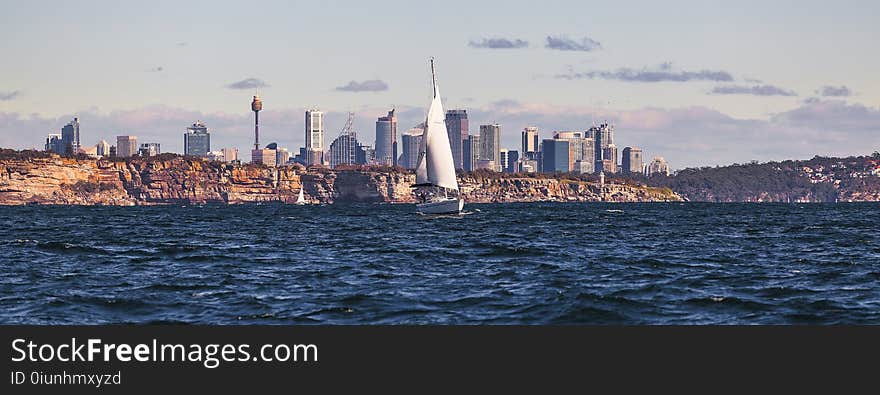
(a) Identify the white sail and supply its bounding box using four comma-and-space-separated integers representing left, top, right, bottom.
297, 187, 305, 204
422, 61, 458, 191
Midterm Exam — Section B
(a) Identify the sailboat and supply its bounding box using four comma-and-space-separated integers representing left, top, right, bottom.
413, 58, 465, 215
296, 187, 306, 205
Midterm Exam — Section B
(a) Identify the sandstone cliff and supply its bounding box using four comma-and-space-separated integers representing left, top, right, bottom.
0, 155, 681, 205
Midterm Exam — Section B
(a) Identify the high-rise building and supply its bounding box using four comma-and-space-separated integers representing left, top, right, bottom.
647, 156, 671, 176
553, 131, 595, 173
60, 118, 80, 155
329, 132, 359, 168
499, 149, 509, 173
400, 128, 423, 169
184, 121, 211, 157
252, 146, 277, 167
207, 151, 224, 161
479, 123, 501, 171
602, 144, 618, 173
542, 139, 570, 173
109, 145, 117, 158
138, 142, 160, 157
507, 150, 520, 173
222, 148, 239, 162
445, 109, 468, 169
463, 134, 481, 171
573, 160, 593, 174
276, 148, 290, 166
116, 136, 138, 158
521, 127, 539, 159
44, 133, 63, 153
355, 144, 375, 165
622, 147, 644, 175
96, 140, 110, 157
305, 109, 325, 165
375, 109, 398, 166
591, 122, 614, 172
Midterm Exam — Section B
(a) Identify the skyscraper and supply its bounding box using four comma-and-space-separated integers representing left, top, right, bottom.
445, 109, 468, 169
222, 148, 239, 162
542, 139, 570, 173
329, 132, 359, 168
305, 109, 325, 165
116, 136, 138, 158
276, 148, 290, 166
479, 123, 501, 172
622, 147, 644, 175
60, 117, 80, 155
96, 140, 110, 157
463, 135, 480, 171
499, 148, 509, 173
138, 142, 160, 157
252, 145, 277, 167
592, 122, 614, 173
647, 156, 671, 176
506, 150, 520, 173
553, 131, 595, 173
184, 121, 211, 157
400, 127, 423, 169
375, 109, 398, 166
521, 127, 539, 159
44, 134, 63, 153
355, 144, 375, 165
602, 144, 618, 173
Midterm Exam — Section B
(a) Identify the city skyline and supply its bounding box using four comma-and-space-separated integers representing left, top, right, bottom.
1, 1, 879, 169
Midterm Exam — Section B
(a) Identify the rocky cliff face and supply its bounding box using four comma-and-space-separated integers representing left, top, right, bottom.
0, 156, 681, 205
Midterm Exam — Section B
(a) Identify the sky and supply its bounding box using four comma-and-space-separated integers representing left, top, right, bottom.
1, 0, 879, 169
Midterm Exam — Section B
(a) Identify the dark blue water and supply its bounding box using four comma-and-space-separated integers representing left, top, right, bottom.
1, 203, 879, 324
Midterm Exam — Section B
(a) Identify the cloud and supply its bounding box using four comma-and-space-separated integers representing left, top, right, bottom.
818, 85, 852, 97
148, 66, 164, 72
468, 37, 529, 49
176, 42, 187, 47
545, 36, 602, 52
335, 80, 389, 92
226, 78, 268, 90
772, 100, 880, 131
0, 91, 21, 101
557, 63, 734, 82
710, 84, 797, 96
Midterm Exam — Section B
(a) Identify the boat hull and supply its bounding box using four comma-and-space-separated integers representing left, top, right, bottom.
416, 198, 464, 215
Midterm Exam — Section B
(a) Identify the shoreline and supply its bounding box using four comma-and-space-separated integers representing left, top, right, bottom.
0, 154, 681, 206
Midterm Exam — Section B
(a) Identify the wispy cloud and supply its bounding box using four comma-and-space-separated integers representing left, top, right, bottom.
710, 84, 797, 96
335, 80, 389, 92
818, 85, 852, 97
226, 78, 268, 90
545, 35, 602, 52
176, 42, 187, 47
557, 62, 733, 82
468, 37, 529, 49
148, 66, 164, 72
0, 91, 20, 101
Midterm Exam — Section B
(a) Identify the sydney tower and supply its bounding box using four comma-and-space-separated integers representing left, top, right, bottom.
251, 95, 262, 150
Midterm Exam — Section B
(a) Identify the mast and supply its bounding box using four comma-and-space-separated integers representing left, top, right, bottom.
430, 57, 438, 98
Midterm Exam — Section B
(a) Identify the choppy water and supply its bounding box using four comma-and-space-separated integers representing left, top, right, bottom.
1, 203, 879, 324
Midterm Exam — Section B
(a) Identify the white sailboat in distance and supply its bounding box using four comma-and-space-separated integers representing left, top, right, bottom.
413, 58, 465, 215
296, 187, 306, 205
